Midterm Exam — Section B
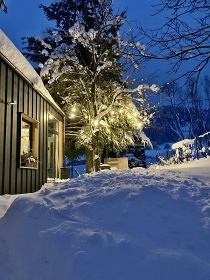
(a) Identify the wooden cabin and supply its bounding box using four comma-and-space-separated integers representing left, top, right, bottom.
0, 29, 65, 195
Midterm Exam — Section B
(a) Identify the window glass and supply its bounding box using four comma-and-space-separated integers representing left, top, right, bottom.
48, 119, 58, 132
21, 119, 32, 154
20, 114, 38, 168
48, 116, 59, 178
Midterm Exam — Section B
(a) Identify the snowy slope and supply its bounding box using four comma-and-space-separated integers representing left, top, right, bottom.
0, 158, 210, 280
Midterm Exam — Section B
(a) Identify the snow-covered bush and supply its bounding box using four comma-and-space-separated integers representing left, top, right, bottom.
154, 132, 210, 167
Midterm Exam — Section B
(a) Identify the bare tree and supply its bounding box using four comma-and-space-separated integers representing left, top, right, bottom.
136, 0, 210, 85
160, 77, 210, 140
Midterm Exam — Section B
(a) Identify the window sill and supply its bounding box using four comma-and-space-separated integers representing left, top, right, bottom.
20, 162, 38, 169
20, 166, 38, 169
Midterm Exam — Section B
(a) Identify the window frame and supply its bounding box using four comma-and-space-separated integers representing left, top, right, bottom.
47, 112, 64, 179
19, 113, 39, 169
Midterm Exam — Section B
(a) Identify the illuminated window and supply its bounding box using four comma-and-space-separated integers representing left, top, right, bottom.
20, 114, 39, 168
21, 119, 32, 154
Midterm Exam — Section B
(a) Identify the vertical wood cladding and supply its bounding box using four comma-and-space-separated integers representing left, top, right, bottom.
0, 61, 6, 195
0, 57, 64, 195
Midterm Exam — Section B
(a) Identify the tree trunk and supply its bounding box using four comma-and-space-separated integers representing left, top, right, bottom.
85, 147, 94, 173
92, 131, 101, 172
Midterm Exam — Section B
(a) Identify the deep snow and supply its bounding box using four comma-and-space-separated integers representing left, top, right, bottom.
0, 158, 210, 280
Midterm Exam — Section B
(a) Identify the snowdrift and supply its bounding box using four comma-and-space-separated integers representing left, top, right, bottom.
0, 160, 210, 280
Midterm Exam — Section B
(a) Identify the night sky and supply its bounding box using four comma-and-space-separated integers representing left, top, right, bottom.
0, 0, 159, 48
0, 0, 168, 84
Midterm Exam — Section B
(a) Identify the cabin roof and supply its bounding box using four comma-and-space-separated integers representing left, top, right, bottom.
0, 29, 64, 115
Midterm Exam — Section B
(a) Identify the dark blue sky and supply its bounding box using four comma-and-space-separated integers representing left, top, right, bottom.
0, 0, 159, 49
0, 0, 168, 84
0, 0, 53, 50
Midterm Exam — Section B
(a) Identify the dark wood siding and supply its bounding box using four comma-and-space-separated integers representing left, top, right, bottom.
10, 72, 18, 194
4, 67, 13, 194
0, 61, 6, 195
0, 56, 64, 195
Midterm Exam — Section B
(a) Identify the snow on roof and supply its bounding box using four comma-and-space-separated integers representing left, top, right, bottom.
0, 29, 63, 114
171, 138, 195, 150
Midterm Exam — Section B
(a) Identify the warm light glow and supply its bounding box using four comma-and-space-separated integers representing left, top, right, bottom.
70, 113, 75, 118
49, 114, 54, 120
138, 122, 143, 129
94, 119, 99, 126
72, 107, 76, 112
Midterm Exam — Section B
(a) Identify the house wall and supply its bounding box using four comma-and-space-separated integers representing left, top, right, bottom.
0, 57, 64, 195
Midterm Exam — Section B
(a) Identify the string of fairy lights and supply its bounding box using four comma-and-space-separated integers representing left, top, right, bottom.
67, 102, 148, 133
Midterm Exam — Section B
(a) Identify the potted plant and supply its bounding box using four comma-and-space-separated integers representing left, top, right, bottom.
21, 150, 37, 167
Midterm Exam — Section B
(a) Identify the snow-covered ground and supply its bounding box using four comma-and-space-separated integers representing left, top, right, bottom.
0, 158, 210, 280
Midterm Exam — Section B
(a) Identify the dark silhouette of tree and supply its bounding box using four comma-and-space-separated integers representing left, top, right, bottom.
136, 0, 210, 86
